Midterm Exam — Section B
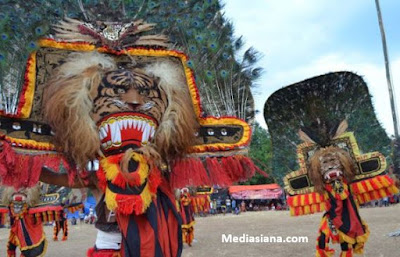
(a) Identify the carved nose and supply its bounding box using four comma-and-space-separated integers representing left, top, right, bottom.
121, 88, 144, 110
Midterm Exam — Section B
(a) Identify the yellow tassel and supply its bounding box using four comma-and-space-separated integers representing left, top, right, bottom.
353, 244, 364, 255
380, 176, 390, 187
372, 177, 383, 188
308, 193, 314, 205
372, 190, 380, 200
304, 205, 310, 214
101, 159, 120, 181
105, 187, 118, 211
365, 181, 374, 192
355, 221, 370, 243
357, 182, 366, 194
378, 188, 386, 198
339, 250, 352, 257
300, 195, 305, 206
389, 185, 399, 194
311, 204, 317, 213
293, 196, 299, 207
364, 193, 371, 203
338, 231, 356, 245
131, 153, 149, 185
140, 183, 153, 213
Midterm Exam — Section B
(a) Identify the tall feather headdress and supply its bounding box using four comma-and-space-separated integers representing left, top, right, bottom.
0, 0, 261, 189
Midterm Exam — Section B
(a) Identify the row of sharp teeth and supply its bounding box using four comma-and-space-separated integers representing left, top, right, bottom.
98, 118, 156, 147
324, 170, 342, 180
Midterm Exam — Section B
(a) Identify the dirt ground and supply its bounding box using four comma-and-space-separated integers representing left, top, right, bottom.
1, 205, 400, 257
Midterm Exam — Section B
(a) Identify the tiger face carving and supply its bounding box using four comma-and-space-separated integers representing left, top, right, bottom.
90, 69, 167, 154
2, 185, 40, 214
309, 146, 357, 193
42, 51, 198, 168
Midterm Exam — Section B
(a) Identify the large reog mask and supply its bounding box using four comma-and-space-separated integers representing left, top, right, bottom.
42, 52, 197, 168
0, 19, 254, 190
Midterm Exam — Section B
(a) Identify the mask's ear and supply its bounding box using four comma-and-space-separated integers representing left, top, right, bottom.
336, 148, 356, 181
333, 119, 348, 139
298, 129, 316, 144
309, 151, 324, 194
1, 187, 15, 206
42, 52, 116, 168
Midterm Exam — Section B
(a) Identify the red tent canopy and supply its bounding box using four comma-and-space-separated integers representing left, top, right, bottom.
229, 184, 283, 200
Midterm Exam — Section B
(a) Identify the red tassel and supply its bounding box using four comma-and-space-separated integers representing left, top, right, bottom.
28, 156, 44, 187
242, 157, 269, 178
87, 247, 95, 257
0, 141, 16, 167
0, 142, 16, 182
170, 157, 210, 188
87, 247, 121, 257
116, 194, 143, 215
187, 158, 211, 186
221, 156, 245, 182
255, 166, 269, 178
191, 158, 211, 186
0, 142, 78, 188
187, 158, 201, 185
239, 156, 258, 178
148, 167, 162, 193
206, 157, 232, 186
170, 159, 190, 188
112, 173, 128, 189
96, 168, 107, 191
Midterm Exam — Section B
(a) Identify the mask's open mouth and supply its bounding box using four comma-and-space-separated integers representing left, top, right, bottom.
12, 193, 27, 202
97, 112, 157, 153
323, 168, 343, 182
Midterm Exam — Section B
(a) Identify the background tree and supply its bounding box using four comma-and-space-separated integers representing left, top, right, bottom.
241, 122, 275, 185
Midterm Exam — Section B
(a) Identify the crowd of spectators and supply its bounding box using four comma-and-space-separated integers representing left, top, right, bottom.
206, 197, 286, 216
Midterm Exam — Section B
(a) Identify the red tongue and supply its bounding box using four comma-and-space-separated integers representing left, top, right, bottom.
14, 196, 23, 201
328, 169, 341, 178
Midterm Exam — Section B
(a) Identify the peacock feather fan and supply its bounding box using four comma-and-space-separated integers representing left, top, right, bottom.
264, 71, 391, 181
0, 0, 261, 122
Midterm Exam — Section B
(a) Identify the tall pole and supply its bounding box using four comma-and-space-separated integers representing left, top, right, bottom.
375, 0, 399, 137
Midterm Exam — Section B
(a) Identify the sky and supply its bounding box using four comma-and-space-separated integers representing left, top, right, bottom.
223, 0, 400, 137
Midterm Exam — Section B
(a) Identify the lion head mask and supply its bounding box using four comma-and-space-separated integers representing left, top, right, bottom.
42, 51, 198, 168
309, 146, 357, 193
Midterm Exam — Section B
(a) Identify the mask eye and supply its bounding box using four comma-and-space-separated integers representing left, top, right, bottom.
117, 88, 126, 94
139, 89, 149, 96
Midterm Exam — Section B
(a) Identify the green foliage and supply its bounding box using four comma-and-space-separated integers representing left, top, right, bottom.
241, 122, 277, 185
